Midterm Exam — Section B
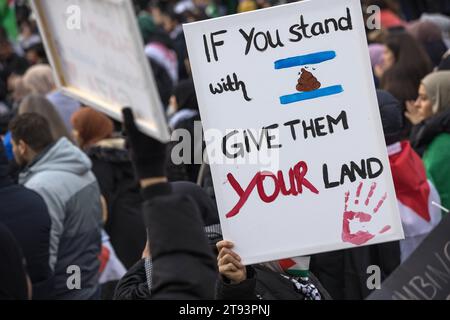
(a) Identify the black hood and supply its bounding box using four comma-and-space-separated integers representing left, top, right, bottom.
376, 90, 404, 145
171, 181, 219, 227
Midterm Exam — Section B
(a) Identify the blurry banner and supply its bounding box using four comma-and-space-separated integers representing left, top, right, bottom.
184, 0, 404, 265
368, 215, 450, 300
31, 0, 170, 142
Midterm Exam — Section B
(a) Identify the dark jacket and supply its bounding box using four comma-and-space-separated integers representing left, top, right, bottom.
113, 258, 150, 300
310, 241, 400, 300
140, 182, 217, 299
19, 138, 103, 300
0, 139, 52, 299
410, 109, 450, 212
216, 265, 331, 300
0, 181, 53, 299
114, 182, 220, 300
410, 109, 450, 156
0, 223, 29, 300
86, 139, 146, 269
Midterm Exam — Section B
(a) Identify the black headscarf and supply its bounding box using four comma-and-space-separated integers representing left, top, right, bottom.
376, 90, 404, 145
173, 79, 198, 111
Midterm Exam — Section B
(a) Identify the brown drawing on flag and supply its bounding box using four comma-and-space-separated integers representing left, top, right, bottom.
296, 68, 321, 92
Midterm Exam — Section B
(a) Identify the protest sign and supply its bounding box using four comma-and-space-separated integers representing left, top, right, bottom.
368, 215, 450, 300
31, 0, 170, 141
184, 0, 404, 265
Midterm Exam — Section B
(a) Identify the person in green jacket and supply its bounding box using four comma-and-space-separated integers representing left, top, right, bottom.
0, 0, 18, 41
406, 71, 450, 215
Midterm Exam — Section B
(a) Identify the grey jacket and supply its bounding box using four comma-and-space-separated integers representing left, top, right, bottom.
19, 138, 102, 300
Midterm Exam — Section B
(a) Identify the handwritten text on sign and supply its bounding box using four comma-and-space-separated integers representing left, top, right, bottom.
184, 0, 403, 264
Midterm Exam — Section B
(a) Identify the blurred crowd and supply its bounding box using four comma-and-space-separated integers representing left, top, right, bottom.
0, 0, 449, 300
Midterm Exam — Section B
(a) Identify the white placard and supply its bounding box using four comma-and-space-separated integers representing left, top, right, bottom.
32, 0, 170, 141
184, 0, 404, 265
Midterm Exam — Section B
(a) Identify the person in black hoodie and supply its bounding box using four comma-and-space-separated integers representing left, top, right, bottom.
118, 107, 217, 299
113, 181, 221, 300
0, 137, 52, 299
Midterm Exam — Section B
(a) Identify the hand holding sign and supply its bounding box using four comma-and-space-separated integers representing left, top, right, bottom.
217, 240, 247, 284
342, 181, 390, 245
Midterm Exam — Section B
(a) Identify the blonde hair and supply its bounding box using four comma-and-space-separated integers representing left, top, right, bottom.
18, 94, 73, 142
22, 64, 55, 95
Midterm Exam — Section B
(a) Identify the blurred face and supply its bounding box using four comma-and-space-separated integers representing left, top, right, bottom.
0, 41, 13, 60
20, 22, 32, 38
382, 46, 395, 70
414, 84, 434, 120
25, 50, 39, 65
162, 15, 176, 34
151, 7, 164, 26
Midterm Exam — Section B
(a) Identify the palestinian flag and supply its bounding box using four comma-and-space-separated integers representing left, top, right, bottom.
388, 141, 442, 261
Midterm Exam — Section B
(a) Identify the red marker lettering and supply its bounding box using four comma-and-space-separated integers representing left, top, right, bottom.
226, 161, 319, 218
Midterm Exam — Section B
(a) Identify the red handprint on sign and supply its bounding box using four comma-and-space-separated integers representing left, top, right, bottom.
342, 182, 391, 245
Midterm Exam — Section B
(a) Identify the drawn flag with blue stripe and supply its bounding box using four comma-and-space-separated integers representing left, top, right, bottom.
275, 51, 344, 105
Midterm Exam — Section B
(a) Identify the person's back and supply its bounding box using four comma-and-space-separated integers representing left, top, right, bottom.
87, 138, 146, 269
0, 139, 52, 299
70, 108, 146, 269
9, 113, 102, 300
18, 137, 102, 299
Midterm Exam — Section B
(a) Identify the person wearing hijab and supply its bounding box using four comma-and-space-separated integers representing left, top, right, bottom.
21, 64, 55, 95
406, 71, 450, 213
0, 222, 30, 300
407, 20, 448, 68
18, 63, 80, 132
18, 94, 73, 142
